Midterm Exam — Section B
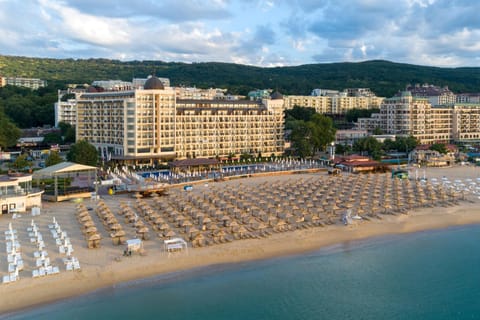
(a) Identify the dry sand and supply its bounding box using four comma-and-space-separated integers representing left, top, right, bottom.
0, 165, 480, 315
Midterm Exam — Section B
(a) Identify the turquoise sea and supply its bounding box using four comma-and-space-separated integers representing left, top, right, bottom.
3, 225, 480, 320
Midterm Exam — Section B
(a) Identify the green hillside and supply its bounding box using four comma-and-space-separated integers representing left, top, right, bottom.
1, 55, 480, 97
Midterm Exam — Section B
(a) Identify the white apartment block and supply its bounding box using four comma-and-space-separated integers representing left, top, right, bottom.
175, 87, 228, 100
76, 76, 284, 164
54, 99, 77, 127
0, 77, 46, 89
284, 94, 384, 114
54, 87, 87, 127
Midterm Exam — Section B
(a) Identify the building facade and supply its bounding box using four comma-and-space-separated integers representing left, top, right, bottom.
0, 77, 46, 89
283, 90, 384, 114
405, 83, 456, 106
355, 91, 480, 144
0, 173, 43, 214
76, 76, 284, 164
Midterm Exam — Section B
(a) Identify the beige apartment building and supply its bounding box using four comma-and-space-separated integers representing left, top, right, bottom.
355, 91, 480, 144
76, 76, 284, 164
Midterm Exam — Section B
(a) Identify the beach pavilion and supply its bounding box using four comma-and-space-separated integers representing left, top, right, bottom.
32, 162, 98, 202
163, 237, 188, 255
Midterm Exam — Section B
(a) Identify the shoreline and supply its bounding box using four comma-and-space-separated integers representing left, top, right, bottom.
2, 203, 480, 316
1, 166, 480, 315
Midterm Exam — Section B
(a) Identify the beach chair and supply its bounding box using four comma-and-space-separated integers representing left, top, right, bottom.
73, 260, 81, 270
46, 266, 53, 275
52, 266, 60, 274
16, 259, 24, 271
59, 246, 65, 254
32, 269, 39, 278
39, 267, 46, 277
66, 262, 73, 271
3, 275, 11, 284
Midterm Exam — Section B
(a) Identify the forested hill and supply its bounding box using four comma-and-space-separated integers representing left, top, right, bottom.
1, 55, 480, 97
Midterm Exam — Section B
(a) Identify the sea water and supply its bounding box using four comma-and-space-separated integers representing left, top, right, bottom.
4, 225, 480, 320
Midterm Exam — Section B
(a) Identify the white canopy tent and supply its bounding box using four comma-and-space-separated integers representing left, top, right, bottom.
32, 162, 97, 202
164, 237, 188, 254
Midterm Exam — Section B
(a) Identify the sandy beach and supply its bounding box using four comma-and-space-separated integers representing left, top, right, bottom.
1, 165, 480, 315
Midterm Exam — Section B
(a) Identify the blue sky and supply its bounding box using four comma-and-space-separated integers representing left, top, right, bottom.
1, 0, 480, 67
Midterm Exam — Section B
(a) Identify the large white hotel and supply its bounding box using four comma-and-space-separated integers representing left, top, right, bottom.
75, 76, 284, 165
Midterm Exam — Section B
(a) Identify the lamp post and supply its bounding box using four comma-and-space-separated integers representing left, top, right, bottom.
329, 141, 335, 161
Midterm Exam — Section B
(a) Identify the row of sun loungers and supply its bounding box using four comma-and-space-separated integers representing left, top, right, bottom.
49, 217, 80, 272
3, 223, 22, 284
30, 220, 60, 279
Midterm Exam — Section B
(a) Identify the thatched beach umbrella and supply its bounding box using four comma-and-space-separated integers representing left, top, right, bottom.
87, 233, 101, 249
164, 230, 176, 239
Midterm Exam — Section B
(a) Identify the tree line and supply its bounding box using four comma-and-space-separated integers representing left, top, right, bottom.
3, 56, 480, 97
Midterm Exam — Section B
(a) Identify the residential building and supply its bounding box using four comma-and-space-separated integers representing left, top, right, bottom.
456, 93, 480, 104
284, 88, 384, 114
335, 130, 368, 146
355, 91, 480, 144
405, 83, 456, 106
0, 77, 46, 89
175, 87, 230, 100
76, 76, 284, 164
54, 87, 87, 127
248, 89, 272, 100
311, 89, 339, 96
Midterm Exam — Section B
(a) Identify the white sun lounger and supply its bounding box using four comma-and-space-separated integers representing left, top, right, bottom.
52, 266, 60, 274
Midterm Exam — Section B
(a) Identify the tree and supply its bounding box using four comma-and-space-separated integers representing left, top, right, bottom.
335, 144, 352, 155
353, 136, 383, 160
45, 151, 64, 167
395, 136, 418, 153
373, 127, 383, 135
345, 108, 380, 123
0, 111, 21, 149
67, 140, 98, 166
430, 143, 448, 154
9, 154, 32, 171
43, 132, 63, 145
382, 138, 396, 152
285, 106, 317, 122
310, 113, 336, 152
290, 121, 317, 158
58, 121, 76, 143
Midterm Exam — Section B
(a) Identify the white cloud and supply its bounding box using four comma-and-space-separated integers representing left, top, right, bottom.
0, 0, 479, 67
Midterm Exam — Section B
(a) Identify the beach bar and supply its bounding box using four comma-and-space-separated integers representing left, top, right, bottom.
0, 173, 43, 214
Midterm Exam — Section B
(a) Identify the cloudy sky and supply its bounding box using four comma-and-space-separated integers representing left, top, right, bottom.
1, 0, 479, 67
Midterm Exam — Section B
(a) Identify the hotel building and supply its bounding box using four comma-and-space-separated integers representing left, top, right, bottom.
283, 89, 384, 114
76, 76, 284, 164
355, 91, 480, 144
